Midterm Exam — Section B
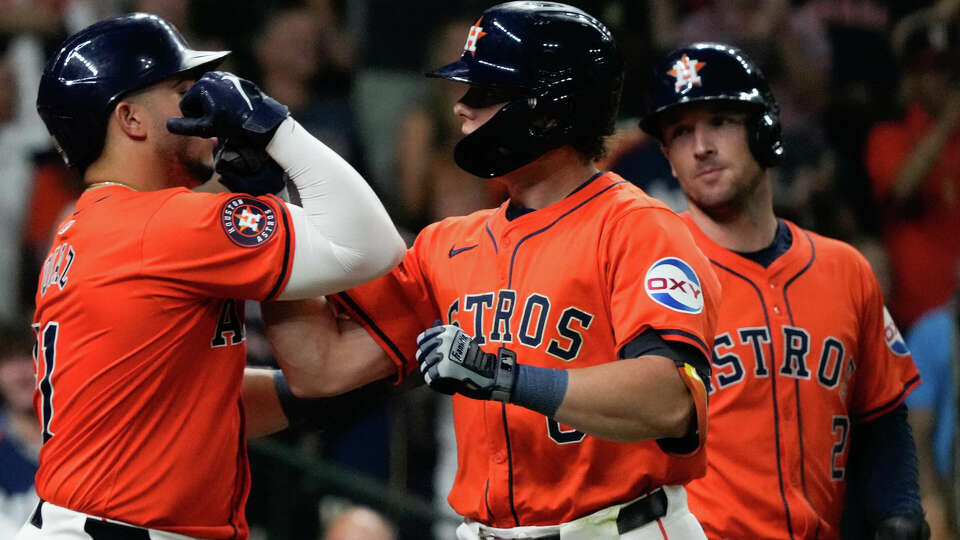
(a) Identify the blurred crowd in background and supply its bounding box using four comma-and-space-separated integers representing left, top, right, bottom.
0, 0, 958, 539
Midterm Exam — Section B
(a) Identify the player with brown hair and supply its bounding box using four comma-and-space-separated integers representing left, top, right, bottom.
640, 41, 928, 540
262, 3, 722, 539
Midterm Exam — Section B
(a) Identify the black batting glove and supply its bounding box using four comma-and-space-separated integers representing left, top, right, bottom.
167, 71, 289, 149
416, 324, 517, 402
214, 140, 286, 195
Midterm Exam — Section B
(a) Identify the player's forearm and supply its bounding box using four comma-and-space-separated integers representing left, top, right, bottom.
242, 367, 290, 438
262, 297, 396, 397
552, 356, 694, 442
268, 118, 405, 299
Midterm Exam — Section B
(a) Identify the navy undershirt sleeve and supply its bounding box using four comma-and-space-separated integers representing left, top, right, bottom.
842, 403, 924, 538
619, 328, 711, 383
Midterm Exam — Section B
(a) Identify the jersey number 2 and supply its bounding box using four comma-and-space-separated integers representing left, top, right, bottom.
830, 415, 850, 480
33, 322, 59, 444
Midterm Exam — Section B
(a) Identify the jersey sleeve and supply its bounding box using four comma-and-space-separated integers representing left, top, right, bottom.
602, 207, 720, 454
331, 227, 441, 381
849, 256, 922, 423
139, 191, 295, 301
602, 207, 721, 359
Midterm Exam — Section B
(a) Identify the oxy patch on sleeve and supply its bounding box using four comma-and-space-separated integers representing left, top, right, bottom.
644, 257, 704, 314
882, 306, 910, 356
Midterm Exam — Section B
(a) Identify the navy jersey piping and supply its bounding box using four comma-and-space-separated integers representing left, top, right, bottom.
507, 180, 626, 287
852, 375, 921, 422
501, 403, 521, 526
265, 194, 293, 301
711, 259, 796, 540
485, 223, 498, 254
782, 230, 816, 497
484, 480, 495, 521
334, 292, 409, 374
782, 230, 816, 323
498, 178, 624, 524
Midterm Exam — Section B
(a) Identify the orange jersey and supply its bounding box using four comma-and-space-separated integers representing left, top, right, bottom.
334, 172, 721, 527
681, 216, 921, 540
31, 186, 295, 539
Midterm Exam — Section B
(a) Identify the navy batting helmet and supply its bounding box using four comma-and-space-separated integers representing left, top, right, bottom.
36, 13, 229, 170
428, 1, 623, 178
640, 42, 783, 168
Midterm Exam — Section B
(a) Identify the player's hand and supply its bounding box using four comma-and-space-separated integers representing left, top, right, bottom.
874, 514, 931, 540
167, 71, 289, 149
214, 140, 286, 195
416, 324, 516, 402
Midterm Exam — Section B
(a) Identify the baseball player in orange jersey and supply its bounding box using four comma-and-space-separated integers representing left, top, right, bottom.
640, 42, 929, 540
261, 3, 721, 539
21, 13, 403, 540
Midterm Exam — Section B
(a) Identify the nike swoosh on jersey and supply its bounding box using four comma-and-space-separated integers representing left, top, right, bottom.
448, 244, 478, 258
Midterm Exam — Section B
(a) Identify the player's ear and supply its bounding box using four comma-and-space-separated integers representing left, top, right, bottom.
112, 100, 148, 141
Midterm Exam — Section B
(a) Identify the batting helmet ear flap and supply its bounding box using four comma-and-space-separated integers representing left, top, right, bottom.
749, 110, 783, 168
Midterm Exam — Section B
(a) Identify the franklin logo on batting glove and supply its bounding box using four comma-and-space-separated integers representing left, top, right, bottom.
416, 324, 517, 402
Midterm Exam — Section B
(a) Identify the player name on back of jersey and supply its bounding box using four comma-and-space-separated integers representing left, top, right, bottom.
40, 241, 76, 297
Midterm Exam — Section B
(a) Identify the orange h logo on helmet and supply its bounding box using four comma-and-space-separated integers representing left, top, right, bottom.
464, 17, 487, 55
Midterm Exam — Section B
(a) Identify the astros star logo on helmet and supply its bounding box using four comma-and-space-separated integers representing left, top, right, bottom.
668, 54, 706, 94
463, 17, 487, 56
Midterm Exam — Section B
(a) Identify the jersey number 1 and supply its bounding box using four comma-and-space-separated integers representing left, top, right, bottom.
32, 322, 59, 444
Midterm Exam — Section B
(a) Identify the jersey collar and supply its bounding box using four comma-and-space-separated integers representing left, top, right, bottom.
491, 171, 622, 232
680, 213, 811, 276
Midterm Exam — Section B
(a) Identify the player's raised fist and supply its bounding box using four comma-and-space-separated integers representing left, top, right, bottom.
167, 71, 289, 149
416, 324, 516, 402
